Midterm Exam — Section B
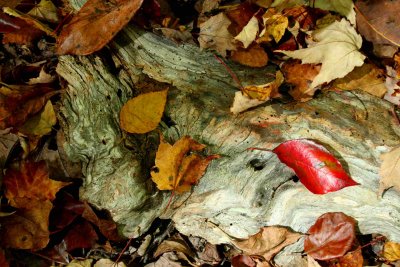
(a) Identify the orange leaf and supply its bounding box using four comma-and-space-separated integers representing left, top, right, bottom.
0, 199, 52, 250
328, 248, 363, 267
230, 45, 269, 67
57, 0, 144, 55
3, 161, 70, 208
151, 135, 219, 193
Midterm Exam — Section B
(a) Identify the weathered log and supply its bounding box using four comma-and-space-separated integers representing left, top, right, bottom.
57, 18, 400, 266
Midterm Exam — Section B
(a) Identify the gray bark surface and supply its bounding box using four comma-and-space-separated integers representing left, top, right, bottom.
57, 20, 400, 265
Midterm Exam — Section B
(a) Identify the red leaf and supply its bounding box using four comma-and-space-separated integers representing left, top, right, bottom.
231, 255, 256, 267
64, 220, 98, 252
304, 212, 356, 261
272, 139, 358, 194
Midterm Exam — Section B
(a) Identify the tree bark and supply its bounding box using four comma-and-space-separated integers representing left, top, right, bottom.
57, 18, 400, 266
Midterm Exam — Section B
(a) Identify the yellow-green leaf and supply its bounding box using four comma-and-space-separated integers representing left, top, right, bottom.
18, 100, 57, 136
119, 89, 168, 134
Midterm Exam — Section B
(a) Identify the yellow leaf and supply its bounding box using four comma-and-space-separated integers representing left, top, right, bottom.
19, 100, 57, 136
242, 71, 284, 101
379, 145, 400, 196
383, 241, 400, 262
27, 0, 59, 23
151, 135, 219, 193
259, 10, 288, 43
119, 89, 168, 134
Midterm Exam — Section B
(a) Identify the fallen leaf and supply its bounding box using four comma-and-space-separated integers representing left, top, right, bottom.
233, 226, 303, 261
0, 0, 22, 8
157, 28, 194, 44
27, 68, 56, 85
145, 252, 184, 267
1, 12, 44, 44
230, 44, 269, 67
154, 234, 196, 259
0, 199, 52, 250
64, 220, 98, 252
333, 63, 387, 97
188, 236, 221, 265
27, 0, 59, 23
313, 0, 355, 25
259, 9, 288, 43
379, 145, 400, 196
355, 0, 400, 47
225, 1, 258, 35
151, 135, 219, 193
242, 70, 284, 101
0, 84, 56, 130
119, 89, 168, 134
305, 212, 356, 261
272, 139, 358, 194
18, 100, 57, 136
230, 91, 267, 114
235, 16, 259, 49
328, 248, 363, 267
66, 259, 93, 267
281, 61, 321, 101
198, 13, 237, 57
307, 255, 322, 267
57, 0, 144, 55
94, 259, 126, 267
383, 241, 400, 262
0, 249, 9, 267
385, 66, 400, 106
277, 19, 365, 88
3, 161, 70, 208
199, 0, 221, 14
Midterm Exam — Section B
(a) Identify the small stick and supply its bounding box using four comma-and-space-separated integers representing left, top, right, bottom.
213, 54, 244, 90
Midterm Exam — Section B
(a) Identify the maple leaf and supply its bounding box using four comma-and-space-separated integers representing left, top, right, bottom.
277, 19, 365, 88
232, 226, 303, 261
3, 161, 70, 208
305, 212, 356, 261
379, 145, 400, 196
151, 135, 219, 193
383, 241, 400, 262
258, 9, 288, 43
119, 89, 168, 134
235, 16, 259, 49
57, 0, 144, 55
198, 13, 237, 57
271, 139, 358, 194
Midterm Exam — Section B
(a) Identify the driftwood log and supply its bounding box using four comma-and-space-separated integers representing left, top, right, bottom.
57, 2, 400, 265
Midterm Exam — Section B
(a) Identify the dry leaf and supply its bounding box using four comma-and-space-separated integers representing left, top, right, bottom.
379, 145, 400, 196
355, 0, 400, 47
151, 135, 219, 193
27, 0, 59, 23
383, 241, 400, 262
233, 226, 303, 261
333, 63, 387, 97
277, 19, 365, 88
18, 100, 57, 136
235, 16, 259, 49
230, 44, 268, 67
57, 0, 143, 55
385, 66, 400, 106
242, 71, 284, 101
1, 13, 44, 45
0, 249, 9, 267
27, 68, 56, 85
281, 61, 321, 101
66, 259, 93, 267
198, 13, 236, 56
94, 259, 126, 267
258, 9, 288, 43
119, 89, 168, 134
307, 255, 322, 267
328, 248, 363, 267
230, 91, 267, 114
0, 199, 52, 250
313, 0, 355, 25
3, 161, 70, 208
154, 234, 196, 259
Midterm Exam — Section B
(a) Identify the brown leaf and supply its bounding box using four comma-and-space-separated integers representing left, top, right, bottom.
3, 161, 70, 208
0, 199, 52, 250
304, 212, 356, 261
151, 135, 219, 193
226, 1, 259, 35
57, 0, 144, 55
64, 220, 98, 252
0, 84, 56, 130
328, 248, 363, 267
333, 63, 387, 97
154, 234, 196, 259
198, 13, 237, 57
231, 44, 268, 67
281, 61, 321, 102
379, 145, 400, 196
233, 226, 303, 261
355, 0, 400, 47
231, 255, 256, 267
242, 70, 283, 101
0, 249, 9, 267
189, 236, 221, 265
1, 13, 45, 45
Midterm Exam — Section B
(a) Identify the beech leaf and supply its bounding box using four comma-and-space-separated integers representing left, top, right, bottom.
272, 139, 358, 194
233, 226, 303, 261
151, 135, 219, 193
57, 0, 144, 55
379, 145, 400, 196
119, 89, 168, 134
304, 212, 356, 261
276, 19, 365, 88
